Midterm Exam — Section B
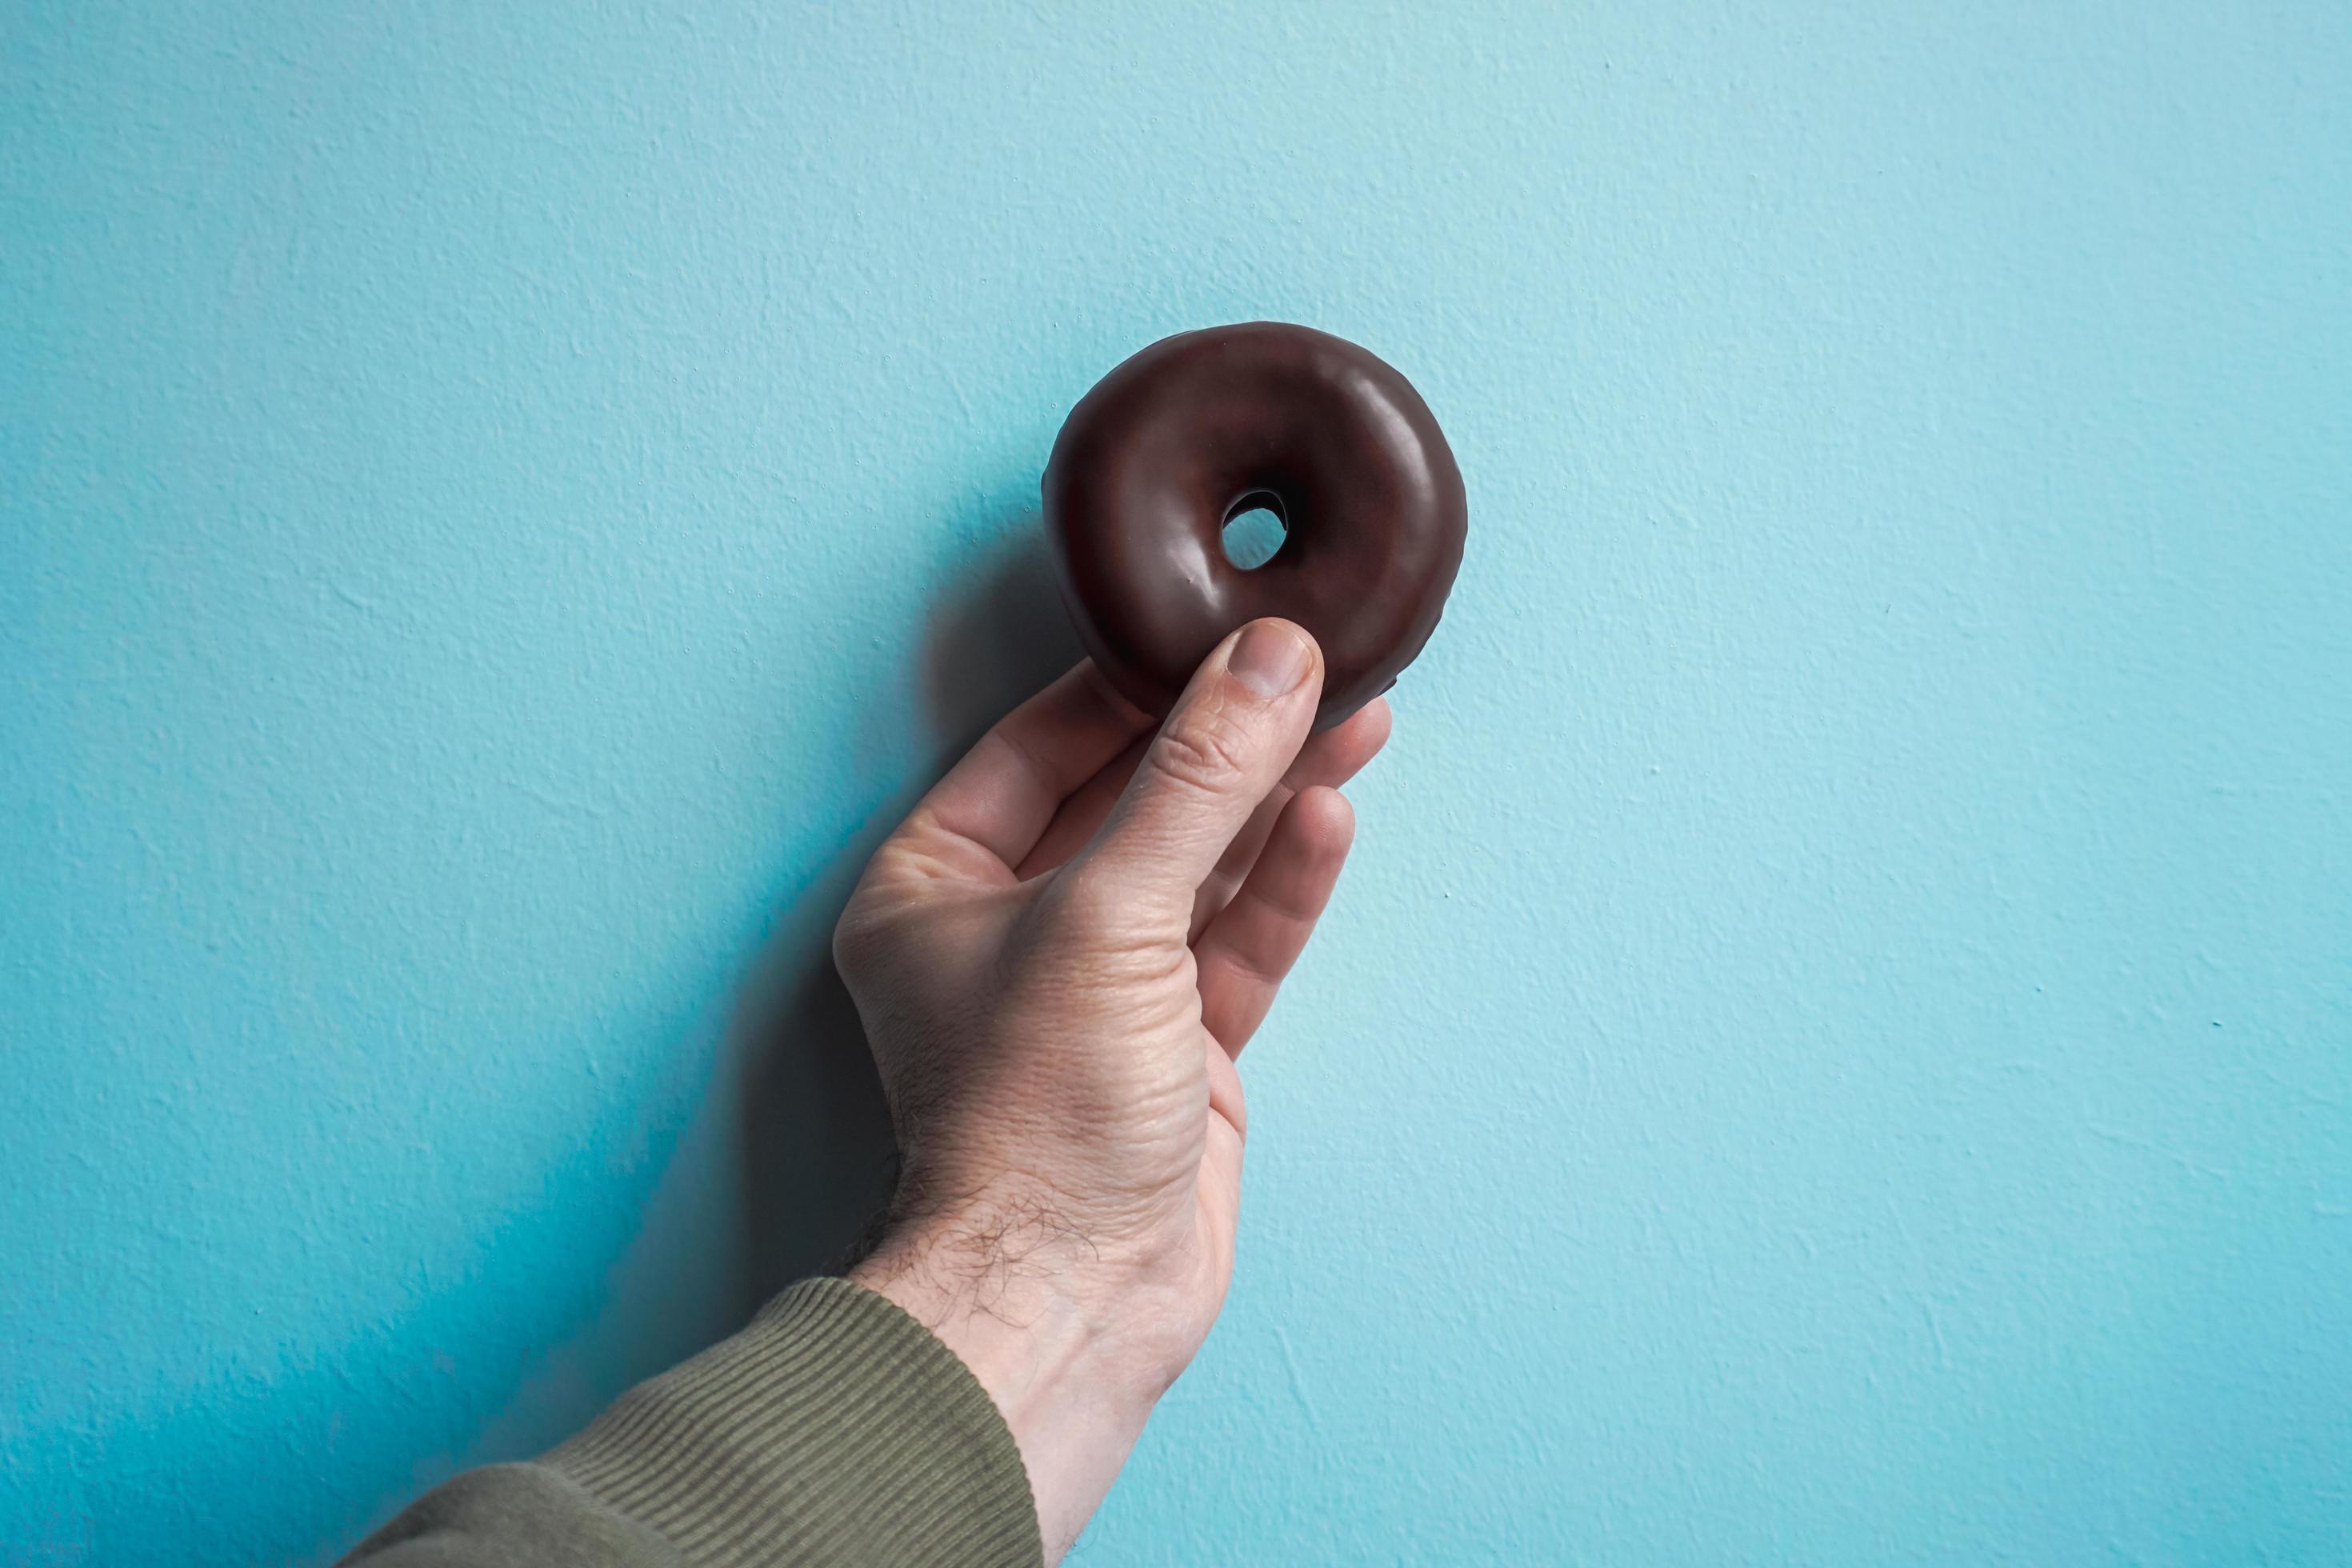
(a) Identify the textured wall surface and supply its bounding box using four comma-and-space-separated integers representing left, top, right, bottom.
6, 2, 2349, 1562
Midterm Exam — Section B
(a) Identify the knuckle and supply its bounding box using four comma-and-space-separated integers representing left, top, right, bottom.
1043, 863, 1180, 951
830, 912, 875, 975
830, 898, 897, 977
1146, 707, 1254, 796
1042, 863, 1133, 933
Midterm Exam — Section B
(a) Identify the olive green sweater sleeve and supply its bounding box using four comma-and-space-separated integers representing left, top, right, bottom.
342, 1277, 1042, 1568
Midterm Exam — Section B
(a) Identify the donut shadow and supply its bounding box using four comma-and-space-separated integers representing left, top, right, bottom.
920, 517, 1086, 753
730, 514, 1083, 1308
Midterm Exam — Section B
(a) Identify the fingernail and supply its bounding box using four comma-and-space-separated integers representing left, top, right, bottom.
1228, 620, 1312, 699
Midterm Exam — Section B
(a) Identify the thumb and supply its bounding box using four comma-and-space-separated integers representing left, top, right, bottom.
1073, 619, 1323, 918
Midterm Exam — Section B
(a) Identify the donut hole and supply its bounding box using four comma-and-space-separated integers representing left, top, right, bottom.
1220, 494, 1289, 570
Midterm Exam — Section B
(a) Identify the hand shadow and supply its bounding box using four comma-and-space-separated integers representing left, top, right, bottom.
730, 518, 1084, 1310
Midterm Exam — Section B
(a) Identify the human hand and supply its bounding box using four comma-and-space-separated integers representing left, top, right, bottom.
838, 619, 1389, 1559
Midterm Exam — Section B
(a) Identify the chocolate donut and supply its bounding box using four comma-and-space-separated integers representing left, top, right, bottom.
1043, 322, 1466, 730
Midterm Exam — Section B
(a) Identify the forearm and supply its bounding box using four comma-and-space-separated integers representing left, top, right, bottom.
343, 1278, 1041, 1568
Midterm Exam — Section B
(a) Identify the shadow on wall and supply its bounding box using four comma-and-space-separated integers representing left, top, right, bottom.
728, 518, 1083, 1310
282, 514, 1086, 1565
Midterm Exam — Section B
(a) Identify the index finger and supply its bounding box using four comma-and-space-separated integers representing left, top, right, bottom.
885, 661, 1154, 882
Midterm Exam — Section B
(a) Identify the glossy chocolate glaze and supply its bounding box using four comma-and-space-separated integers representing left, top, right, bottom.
1043, 322, 1467, 729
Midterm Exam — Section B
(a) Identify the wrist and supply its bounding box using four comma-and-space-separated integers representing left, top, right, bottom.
849, 1198, 1192, 1562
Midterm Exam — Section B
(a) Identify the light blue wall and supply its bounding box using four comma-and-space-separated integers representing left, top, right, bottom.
6, 2, 2348, 1561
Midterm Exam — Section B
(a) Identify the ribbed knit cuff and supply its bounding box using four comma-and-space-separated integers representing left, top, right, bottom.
546, 1277, 1042, 1568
